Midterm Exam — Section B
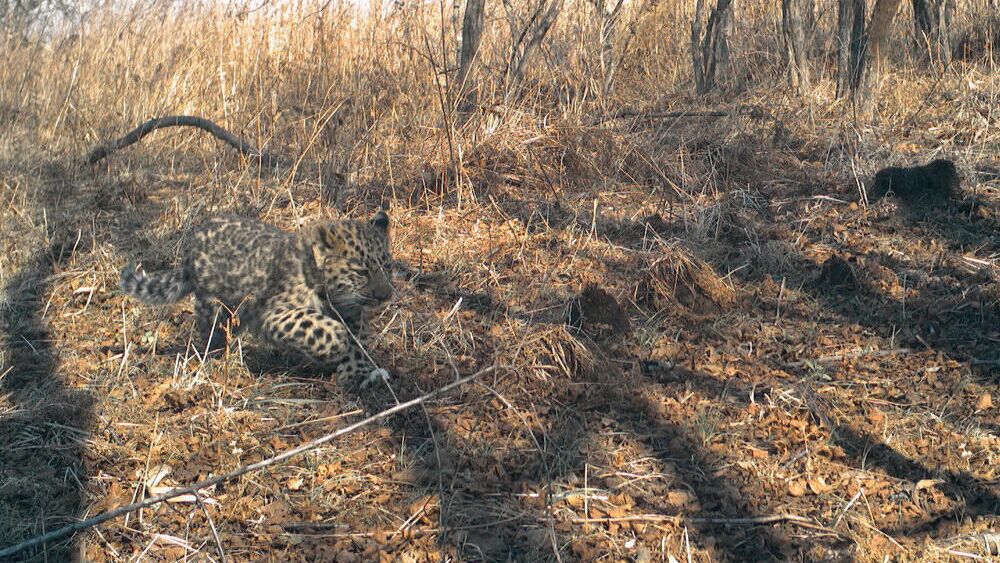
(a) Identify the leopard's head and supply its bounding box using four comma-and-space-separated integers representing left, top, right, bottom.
308, 211, 394, 311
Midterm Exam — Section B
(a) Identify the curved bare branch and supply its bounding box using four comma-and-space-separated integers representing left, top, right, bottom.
86, 115, 286, 168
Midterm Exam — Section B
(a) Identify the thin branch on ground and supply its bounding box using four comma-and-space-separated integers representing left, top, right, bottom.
0, 366, 500, 559
281, 513, 529, 537
591, 110, 730, 125
784, 347, 914, 368
573, 513, 814, 526
195, 491, 227, 563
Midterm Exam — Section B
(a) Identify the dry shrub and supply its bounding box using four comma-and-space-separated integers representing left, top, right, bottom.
750, 239, 799, 277
509, 324, 595, 382
637, 241, 737, 313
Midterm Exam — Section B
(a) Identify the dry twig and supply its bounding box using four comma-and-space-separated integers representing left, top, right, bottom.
572, 513, 814, 526
590, 109, 729, 125
86, 115, 286, 168
0, 367, 499, 559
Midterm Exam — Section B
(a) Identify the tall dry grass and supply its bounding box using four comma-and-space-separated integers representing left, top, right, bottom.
1, 0, 991, 175
0, 0, 998, 560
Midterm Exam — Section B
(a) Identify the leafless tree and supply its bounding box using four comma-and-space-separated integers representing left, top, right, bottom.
857, 0, 904, 105
456, 0, 486, 110
837, 0, 904, 107
586, 0, 656, 96
691, 0, 734, 95
911, 0, 954, 64
782, 0, 813, 92
589, 0, 627, 96
1, 0, 75, 35
836, 0, 865, 98
503, 0, 566, 100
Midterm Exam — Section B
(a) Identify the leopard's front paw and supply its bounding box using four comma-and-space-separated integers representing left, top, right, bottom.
360, 367, 391, 389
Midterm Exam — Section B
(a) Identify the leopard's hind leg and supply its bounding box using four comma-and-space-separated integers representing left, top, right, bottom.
194, 296, 234, 354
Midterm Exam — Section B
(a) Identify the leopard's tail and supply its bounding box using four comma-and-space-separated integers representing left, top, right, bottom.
120, 262, 194, 304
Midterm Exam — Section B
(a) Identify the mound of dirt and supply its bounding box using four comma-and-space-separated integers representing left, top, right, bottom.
869, 159, 960, 206
567, 283, 631, 340
819, 255, 857, 287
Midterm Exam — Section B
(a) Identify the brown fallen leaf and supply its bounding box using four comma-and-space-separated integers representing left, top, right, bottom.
788, 480, 807, 497
914, 479, 943, 492
976, 393, 992, 410
808, 477, 832, 495
589, 505, 608, 518
667, 490, 693, 506
610, 493, 634, 508
867, 409, 885, 425
605, 505, 626, 518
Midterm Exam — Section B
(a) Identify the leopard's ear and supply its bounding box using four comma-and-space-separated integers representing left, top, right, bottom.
312, 222, 348, 254
370, 211, 389, 232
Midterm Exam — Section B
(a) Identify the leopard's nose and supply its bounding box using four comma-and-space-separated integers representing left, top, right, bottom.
366, 274, 394, 301
371, 281, 394, 301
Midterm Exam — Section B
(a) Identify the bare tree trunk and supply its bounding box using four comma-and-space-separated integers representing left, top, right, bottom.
457, 0, 486, 111
691, 0, 734, 95
594, 0, 625, 96
782, 0, 811, 92
504, 0, 566, 100
691, 0, 707, 92
852, 0, 904, 107
836, 0, 865, 98
912, 0, 954, 64
588, 0, 652, 96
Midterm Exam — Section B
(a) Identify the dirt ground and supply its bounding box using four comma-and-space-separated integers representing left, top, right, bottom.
1, 62, 998, 563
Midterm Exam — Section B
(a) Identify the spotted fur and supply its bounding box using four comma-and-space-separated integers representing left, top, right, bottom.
121, 212, 394, 386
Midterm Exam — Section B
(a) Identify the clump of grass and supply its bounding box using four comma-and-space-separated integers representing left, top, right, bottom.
638, 240, 737, 313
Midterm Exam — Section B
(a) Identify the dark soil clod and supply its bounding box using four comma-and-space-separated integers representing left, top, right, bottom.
819, 255, 857, 287
567, 283, 631, 339
869, 158, 960, 206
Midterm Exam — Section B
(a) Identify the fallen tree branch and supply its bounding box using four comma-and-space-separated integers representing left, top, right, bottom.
783, 347, 914, 368
86, 115, 286, 168
573, 513, 814, 526
591, 109, 729, 126
286, 512, 820, 539
0, 367, 499, 559
282, 513, 528, 538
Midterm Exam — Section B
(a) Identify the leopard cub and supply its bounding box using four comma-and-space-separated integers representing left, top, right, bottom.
121, 211, 394, 387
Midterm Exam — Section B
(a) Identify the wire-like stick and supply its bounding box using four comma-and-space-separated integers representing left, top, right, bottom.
573, 513, 814, 526
0, 367, 498, 559
195, 491, 227, 563
590, 110, 729, 125
86, 115, 285, 168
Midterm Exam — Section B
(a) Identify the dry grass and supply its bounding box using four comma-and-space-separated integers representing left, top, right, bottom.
1, 0, 998, 561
